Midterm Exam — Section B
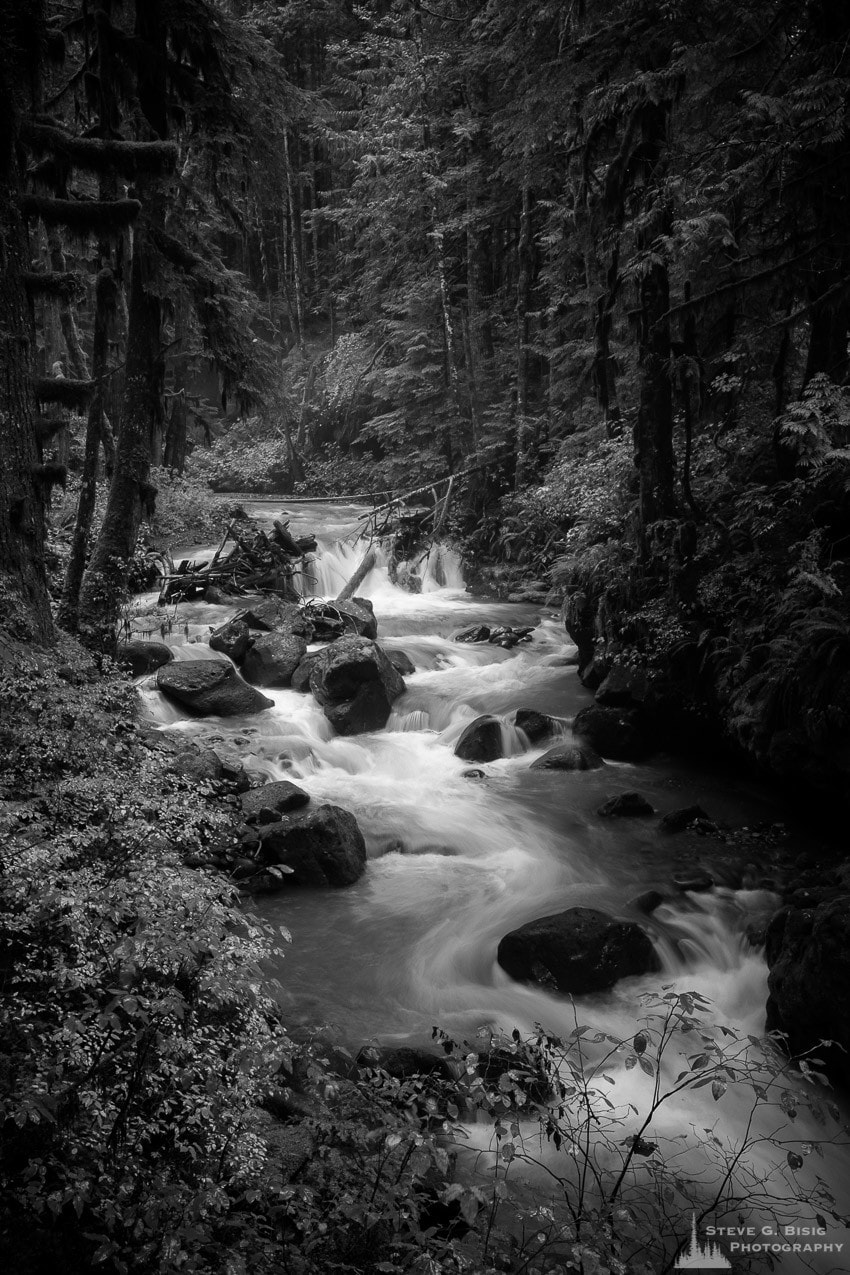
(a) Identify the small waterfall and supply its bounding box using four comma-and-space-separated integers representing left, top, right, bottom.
299, 536, 467, 602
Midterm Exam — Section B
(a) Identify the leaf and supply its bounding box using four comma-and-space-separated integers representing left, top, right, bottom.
625, 1055, 637, 1070
638, 1055, 654, 1076
633, 1032, 648, 1055
711, 1079, 727, 1101
787, 1151, 804, 1171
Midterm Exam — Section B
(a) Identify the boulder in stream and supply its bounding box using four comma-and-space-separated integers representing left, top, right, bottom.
157, 660, 274, 717
766, 897, 850, 1086
241, 780, 310, 821
237, 597, 312, 638
514, 708, 557, 744
530, 743, 604, 771
255, 803, 367, 887
118, 640, 173, 678
291, 652, 321, 693
598, 792, 655, 818
658, 805, 713, 834
308, 597, 378, 642
209, 618, 251, 664
572, 704, 651, 761
310, 635, 405, 735
454, 715, 505, 763
241, 630, 307, 688
453, 624, 490, 644
389, 650, 416, 677
497, 907, 660, 994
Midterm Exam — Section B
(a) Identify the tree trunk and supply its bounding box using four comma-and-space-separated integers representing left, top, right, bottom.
283, 130, 306, 359
514, 182, 533, 488
633, 105, 676, 535
78, 232, 162, 650
58, 267, 115, 631
48, 233, 89, 380
0, 177, 54, 645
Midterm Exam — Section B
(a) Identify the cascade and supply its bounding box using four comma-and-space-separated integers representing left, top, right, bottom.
135, 500, 848, 1271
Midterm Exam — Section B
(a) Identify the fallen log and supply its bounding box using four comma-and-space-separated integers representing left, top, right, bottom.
336, 547, 377, 602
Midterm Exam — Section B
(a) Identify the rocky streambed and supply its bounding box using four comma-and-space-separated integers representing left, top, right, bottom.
127, 499, 850, 1265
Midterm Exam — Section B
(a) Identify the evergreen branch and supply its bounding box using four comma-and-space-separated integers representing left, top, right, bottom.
20, 194, 141, 232
31, 377, 95, 408
21, 122, 178, 177
22, 270, 85, 300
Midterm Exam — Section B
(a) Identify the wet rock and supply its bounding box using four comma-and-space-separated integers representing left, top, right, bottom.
291, 651, 321, 693
766, 897, 850, 1085
514, 709, 557, 744
255, 803, 367, 887
241, 630, 307, 688
489, 625, 534, 649
157, 660, 274, 717
595, 659, 650, 708
572, 704, 651, 761
530, 743, 604, 771
659, 805, 713, 834
212, 750, 252, 792
497, 907, 660, 995
308, 597, 378, 641
389, 650, 416, 677
238, 598, 312, 638
454, 715, 505, 763
165, 747, 224, 783
241, 780, 310, 821
310, 636, 405, 735
209, 618, 251, 664
118, 640, 173, 678
672, 870, 714, 892
453, 624, 490, 643
627, 889, 666, 916
462, 768, 485, 779
598, 792, 655, 818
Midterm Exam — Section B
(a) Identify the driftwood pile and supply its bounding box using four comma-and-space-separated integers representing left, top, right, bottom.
158, 515, 317, 605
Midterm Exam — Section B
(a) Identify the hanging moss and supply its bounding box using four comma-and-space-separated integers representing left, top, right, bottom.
35, 417, 69, 443
20, 194, 141, 233
32, 377, 95, 408
22, 270, 84, 301
21, 122, 177, 177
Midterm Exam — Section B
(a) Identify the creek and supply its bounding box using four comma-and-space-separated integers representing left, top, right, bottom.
137, 500, 847, 1272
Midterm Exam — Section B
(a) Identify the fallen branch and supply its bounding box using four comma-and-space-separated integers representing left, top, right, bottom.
336, 548, 377, 602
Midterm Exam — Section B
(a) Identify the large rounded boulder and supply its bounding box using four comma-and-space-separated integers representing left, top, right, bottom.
766, 898, 850, 1086
241, 630, 307, 688
256, 804, 367, 887
309, 636, 405, 735
118, 640, 173, 678
497, 907, 659, 994
530, 743, 604, 771
157, 660, 274, 717
454, 715, 505, 763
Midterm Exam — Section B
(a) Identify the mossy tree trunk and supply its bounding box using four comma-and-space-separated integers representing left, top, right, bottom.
0, 1, 53, 646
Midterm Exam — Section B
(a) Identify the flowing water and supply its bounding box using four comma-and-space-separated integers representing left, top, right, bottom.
137, 500, 848, 1272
